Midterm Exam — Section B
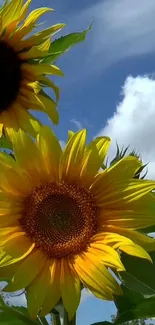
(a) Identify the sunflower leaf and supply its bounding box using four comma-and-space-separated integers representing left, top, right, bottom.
40, 23, 93, 64
114, 295, 155, 325
114, 285, 144, 314
0, 135, 12, 150
119, 251, 155, 295
0, 304, 41, 324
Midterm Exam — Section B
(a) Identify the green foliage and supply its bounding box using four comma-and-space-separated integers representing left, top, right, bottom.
0, 298, 43, 325
119, 251, 155, 295
114, 287, 155, 325
40, 23, 93, 64
91, 253, 155, 325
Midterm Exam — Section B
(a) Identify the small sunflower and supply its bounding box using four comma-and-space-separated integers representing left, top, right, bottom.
0, 0, 65, 138
0, 127, 155, 320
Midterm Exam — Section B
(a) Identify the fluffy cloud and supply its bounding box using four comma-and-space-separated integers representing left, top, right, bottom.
97, 75, 155, 179
70, 118, 82, 130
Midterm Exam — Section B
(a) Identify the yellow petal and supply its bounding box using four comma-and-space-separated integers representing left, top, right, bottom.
91, 157, 155, 207
20, 86, 40, 100
4, 0, 31, 38
74, 252, 122, 300
18, 93, 44, 110
0, 261, 21, 280
0, 204, 21, 217
19, 46, 47, 60
0, 226, 21, 246
0, 232, 35, 267
59, 130, 86, 181
87, 136, 111, 167
0, 123, 3, 138
21, 63, 64, 76
19, 37, 50, 59
4, 249, 46, 291
80, 136, 111, 187
39, 260, 61, 317
12, 7, 53, 42
94, 232, 152, 262
60, 258, 81, 320
37, 38, 51, 51
0, 214, 20, 227
68, 130, 75, 141
27, 260, 51, 318
38, 76, 59, 103
0, 16, 2, 35
1, 110, 19, 140
0, 205, 21, 217
89, 241, 125, 271
36, 126, 62, 179
19, 23, 66, 48
0, 226, 21, 237
0, 195, 22, 226
15, 105, 41, 137
0, 152, 16, 169
19, 0, 31, 21
103, 225, 155, 252
23, 80, 41, 94
11, 129, 44, 184
0, 164, 32, 197
2, 0, 23, 29
37, 93, 59, 124
98, 193, 155, 229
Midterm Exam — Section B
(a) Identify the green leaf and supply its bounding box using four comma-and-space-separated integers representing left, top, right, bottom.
0, 135, 12, 150
114, 285, 144, 314
0, 304, 41, 325
41, 23, 93, 64
119, 251, 155, 295
114, 295, 155, 325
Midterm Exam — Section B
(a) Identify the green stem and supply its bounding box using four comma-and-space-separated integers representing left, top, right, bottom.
51, 313, 61, 325
39, 316, 49, 325
63, 309, 76, 325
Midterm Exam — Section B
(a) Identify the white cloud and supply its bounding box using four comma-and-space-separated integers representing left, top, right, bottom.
97, 75, 155, 179
70, 118, 82, 130
66, 0, 155, 76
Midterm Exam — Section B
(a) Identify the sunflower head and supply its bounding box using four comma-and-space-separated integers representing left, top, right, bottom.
0, 127, 155, 320
0, 0, 65, 139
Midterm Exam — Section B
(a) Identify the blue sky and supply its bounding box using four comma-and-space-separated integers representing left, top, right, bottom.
4, 0, 155, 324
32, 0, 155, 163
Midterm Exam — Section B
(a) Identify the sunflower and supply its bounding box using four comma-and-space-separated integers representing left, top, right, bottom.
0, 0, 65, 138
0, 127, 155, 320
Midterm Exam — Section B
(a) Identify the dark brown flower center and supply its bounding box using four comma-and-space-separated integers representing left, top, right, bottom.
20, 182, 98, 258
0, 41, 22, 112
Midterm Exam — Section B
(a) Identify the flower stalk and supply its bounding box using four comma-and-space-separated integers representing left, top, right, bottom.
51, 312, 61, 325
63, 309, 76, 325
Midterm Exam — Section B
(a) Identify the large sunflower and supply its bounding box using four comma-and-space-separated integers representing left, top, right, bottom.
0, 0, 65, 138
0, 127, 155, 320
